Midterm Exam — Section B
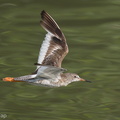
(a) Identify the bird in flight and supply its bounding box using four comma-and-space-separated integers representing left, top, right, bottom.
3, 10, 91, 87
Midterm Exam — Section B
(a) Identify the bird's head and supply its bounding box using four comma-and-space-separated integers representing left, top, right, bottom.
70, 73, 91, 83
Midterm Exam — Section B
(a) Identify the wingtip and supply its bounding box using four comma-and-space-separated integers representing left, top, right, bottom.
41, 10, 46, 18
41, 10, 46, 13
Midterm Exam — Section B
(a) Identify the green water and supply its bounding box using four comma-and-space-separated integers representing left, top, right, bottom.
0, 0, 120, 120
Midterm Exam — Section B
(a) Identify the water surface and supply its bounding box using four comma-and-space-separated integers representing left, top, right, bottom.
0, 0, 120, 120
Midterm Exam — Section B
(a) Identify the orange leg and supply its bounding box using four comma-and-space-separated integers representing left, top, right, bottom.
2, 77, 24, 82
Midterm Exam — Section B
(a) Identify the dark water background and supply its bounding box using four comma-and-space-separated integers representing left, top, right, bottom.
0, 0, 120, 120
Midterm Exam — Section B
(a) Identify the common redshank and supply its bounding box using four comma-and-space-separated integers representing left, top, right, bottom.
3, 10, 91, 87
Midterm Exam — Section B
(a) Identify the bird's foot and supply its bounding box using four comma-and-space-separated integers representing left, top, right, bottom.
3, 77, 15, 82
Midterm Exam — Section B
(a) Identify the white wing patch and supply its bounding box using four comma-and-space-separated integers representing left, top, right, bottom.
37, 32, 62, 69
37, 32, 53, 66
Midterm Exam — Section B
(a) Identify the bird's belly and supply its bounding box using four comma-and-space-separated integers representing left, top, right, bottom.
41, 80, 50, 85
30, 79, 67, 87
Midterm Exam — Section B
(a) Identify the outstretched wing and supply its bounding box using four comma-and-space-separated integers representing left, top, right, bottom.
36, 10, 68, 69
36, 65, 67, 80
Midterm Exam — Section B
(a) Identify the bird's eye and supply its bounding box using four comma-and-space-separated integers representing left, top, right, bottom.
74, 76, 77, 78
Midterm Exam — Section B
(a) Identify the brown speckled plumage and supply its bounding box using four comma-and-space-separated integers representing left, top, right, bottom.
2, 10, 91, 87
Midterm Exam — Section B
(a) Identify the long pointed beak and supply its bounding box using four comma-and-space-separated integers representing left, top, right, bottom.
80, 78, 91, 83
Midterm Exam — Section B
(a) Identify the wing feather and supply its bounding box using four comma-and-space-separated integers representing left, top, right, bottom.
37, 10, 68, 68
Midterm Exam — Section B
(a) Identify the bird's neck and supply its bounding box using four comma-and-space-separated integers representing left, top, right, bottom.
45, 73, 72, 87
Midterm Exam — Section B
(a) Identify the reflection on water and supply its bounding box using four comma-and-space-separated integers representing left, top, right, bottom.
0, 0, 120, 120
